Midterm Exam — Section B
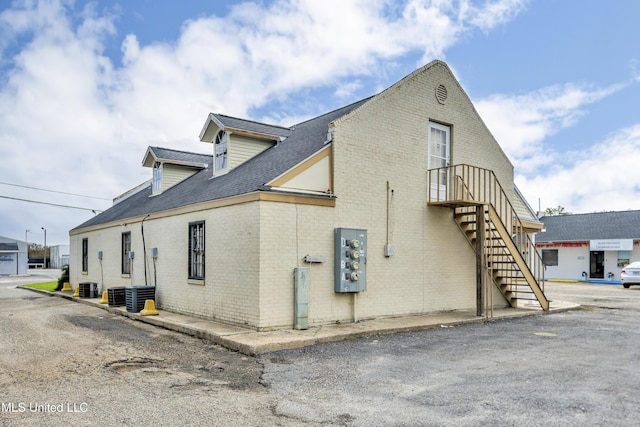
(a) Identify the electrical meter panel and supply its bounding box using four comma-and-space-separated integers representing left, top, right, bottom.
334, 228, 367, 293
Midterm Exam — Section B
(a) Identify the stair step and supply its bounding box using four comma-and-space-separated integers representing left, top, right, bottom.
501, 289, 535, 297
493, 276, 523, 281
457, 218, 476, 224
441, 169, 549, 311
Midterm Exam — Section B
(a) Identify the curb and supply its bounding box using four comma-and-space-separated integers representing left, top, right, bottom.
17, 285, 581, 356
18, 285, 259, 354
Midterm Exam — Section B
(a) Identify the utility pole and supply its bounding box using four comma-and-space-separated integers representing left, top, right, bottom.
41, 227, 47, 268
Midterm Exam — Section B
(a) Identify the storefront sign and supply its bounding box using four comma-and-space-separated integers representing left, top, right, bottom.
0, 254, 14, 264
590, 239, 633, 251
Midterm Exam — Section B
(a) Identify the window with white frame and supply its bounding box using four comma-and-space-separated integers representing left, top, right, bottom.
214, 131, 228, 172
121, 232, 131, 275
188, 221, 205, 279
153, 161, 162, 192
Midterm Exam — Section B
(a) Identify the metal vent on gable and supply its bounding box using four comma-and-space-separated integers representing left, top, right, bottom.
435, 84, 448, 104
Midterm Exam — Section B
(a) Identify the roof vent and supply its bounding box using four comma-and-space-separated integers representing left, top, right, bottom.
435, 84, 447, 104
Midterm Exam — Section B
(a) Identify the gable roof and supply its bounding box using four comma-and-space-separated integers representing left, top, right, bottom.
200, 113, 293, 141
142, 146, 211, 168
537, 210, 640, 242
72, 98, 369, 231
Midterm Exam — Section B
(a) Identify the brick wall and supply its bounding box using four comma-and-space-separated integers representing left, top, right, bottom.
69, 62, 516, 330
254, 62, 514, 329
70, 202, 261, 326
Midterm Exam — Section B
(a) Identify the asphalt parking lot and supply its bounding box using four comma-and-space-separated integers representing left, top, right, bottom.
2, 273, 640, 426
262, 282, 640, 426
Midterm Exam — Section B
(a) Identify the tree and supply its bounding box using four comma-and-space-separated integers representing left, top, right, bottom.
545, 205, 571, 216
28, 243, 45, 258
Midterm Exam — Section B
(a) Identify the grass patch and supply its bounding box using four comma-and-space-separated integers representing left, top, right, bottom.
23, 281, 58, 292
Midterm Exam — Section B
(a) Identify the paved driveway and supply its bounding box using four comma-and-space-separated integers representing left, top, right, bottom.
2, 276, 640, 426
0, 272, 287, 426
261, 282, 640, 426
0, 269, 60, 299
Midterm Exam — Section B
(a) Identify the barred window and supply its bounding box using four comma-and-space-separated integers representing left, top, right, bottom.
82, 238, 89, 272
121, 232, 131, 275
189, 221, 205, 279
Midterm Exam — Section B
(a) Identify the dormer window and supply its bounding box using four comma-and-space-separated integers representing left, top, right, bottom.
142, 147, 209, 197
215, 131, 228, 173
199, 113, 290, 176
153, 161, 162, 192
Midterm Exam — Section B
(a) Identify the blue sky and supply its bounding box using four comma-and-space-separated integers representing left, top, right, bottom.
1, 0, 640, 245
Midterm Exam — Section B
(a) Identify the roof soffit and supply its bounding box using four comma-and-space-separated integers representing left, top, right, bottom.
199, 113, 224, 142
142, 147, 157, 167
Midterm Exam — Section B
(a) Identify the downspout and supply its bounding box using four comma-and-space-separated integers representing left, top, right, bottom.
141, 214, 150, 286
385, 181, 394, 256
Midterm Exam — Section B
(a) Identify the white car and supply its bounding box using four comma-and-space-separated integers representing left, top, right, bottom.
621, 261, 640, 288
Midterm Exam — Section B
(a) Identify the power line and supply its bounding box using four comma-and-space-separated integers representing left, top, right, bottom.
0, 195, 104, 213
0, 181, 112, 200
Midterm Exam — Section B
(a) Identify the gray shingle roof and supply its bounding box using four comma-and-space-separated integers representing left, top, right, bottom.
148, 147, 211, 166
211, 114, 293, 139
72, 98, 370, 231
537, 210, 640, 242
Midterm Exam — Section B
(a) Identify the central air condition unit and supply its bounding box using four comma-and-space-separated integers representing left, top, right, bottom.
125, 286, 156, 313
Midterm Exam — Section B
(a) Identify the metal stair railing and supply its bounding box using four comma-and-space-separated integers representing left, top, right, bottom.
428, 164, 548, 311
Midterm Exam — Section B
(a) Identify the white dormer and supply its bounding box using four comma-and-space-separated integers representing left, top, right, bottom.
142, 147, 209, 195
199, 113, 291, 177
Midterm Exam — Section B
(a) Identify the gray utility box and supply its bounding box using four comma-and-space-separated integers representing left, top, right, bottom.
294, 267, 309, 330
334, 228, 367, 292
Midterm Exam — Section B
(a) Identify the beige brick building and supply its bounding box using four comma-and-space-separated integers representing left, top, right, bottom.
69, 60, 547, 330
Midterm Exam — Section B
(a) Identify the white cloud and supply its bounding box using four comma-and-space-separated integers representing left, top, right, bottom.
0, 0, 529, 243
475, 82, 624, 174
467, 0, 529, 32
516, 125, 640, 214
334, 80, 364, 99
475, 80, 639, 214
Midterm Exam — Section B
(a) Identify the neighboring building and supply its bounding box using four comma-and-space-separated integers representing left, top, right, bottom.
69, 60, 547, 331
0, 236, 28, 276
536, 210, 640, 283
49, 245, 70, 268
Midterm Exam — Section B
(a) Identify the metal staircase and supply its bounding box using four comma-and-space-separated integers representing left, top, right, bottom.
427, 164, 549, 312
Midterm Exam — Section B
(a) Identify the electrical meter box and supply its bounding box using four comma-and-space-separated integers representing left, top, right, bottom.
334, 228, 367, 292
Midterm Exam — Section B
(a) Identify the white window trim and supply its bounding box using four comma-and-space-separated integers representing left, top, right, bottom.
427, 121, 451, 169
214, 131, 229, 175
152, 161, 162, 193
